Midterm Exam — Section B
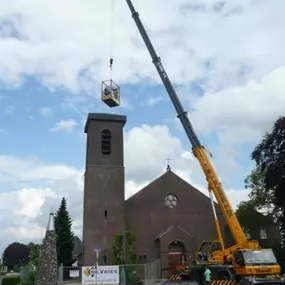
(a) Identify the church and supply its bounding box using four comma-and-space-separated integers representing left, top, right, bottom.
82, 113, 230, 276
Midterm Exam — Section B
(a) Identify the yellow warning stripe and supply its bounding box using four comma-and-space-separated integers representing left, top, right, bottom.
211, 280, 237, 285
168, 275, 238, 284
168, 276, 284, 283
168, 273, 182, 280
168, 273, 238, 285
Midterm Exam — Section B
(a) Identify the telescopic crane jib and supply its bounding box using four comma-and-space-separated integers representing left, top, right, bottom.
124, 0, 284, 283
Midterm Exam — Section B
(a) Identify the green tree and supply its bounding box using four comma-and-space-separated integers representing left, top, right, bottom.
251, 116, 285, 237
125, 232, 137, 264
236, 200, 272, 235
27, 243, 42, 267
112, 231, 137, 265
236, 167, 277, 236
112, 232, 140, 285
2, 242, 29, 270
244, 167, 280, 218
54, 197, 74, 266
113, 233, 124, 265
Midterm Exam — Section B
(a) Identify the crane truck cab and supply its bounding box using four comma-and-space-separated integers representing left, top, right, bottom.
196, 240, 224, 263
233, 249, 281, 276
196, 241, 281, 277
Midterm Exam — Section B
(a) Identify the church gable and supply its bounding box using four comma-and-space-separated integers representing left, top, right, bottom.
125, 170, 224, 266
126, 170, 211, 210
125, 169, 224, 240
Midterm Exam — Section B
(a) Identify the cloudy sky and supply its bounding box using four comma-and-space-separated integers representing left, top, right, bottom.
0, 0, 284, 254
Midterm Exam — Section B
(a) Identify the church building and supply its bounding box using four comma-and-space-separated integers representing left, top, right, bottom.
82, 113, 229, 276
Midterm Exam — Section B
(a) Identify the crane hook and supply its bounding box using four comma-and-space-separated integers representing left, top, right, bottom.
109, 58, 113, 69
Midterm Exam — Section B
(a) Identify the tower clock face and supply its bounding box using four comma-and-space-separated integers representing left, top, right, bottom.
165, 194, 178, 208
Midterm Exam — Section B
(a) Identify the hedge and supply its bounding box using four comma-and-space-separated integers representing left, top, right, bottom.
2, 276, 20, 285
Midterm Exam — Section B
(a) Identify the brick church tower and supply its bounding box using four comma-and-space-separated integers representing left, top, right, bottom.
83, 113, 127, 265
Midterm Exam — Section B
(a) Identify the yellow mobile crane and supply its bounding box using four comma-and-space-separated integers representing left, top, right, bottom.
125, 0, 284, 283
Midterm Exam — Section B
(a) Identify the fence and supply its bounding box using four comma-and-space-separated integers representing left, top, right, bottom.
20, 265, 36, 283
59, 260, 161, 285
20, 260, 162, 285
119, 260, 161, 285
0, 265, 8, 273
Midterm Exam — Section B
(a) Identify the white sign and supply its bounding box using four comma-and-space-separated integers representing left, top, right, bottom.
70, 270, 80, 278
82, 266, 96, 284
82, 266, 119, 285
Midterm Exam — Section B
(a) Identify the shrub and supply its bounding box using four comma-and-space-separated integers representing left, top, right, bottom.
13, 265, 20, 273
2, 276, 20, 285
21, 271, 35, 285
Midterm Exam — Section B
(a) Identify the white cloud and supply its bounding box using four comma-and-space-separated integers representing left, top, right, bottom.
0, 157, 84, 252
0, 0, 283, 177
141, 96, 165, 107
181, 65, 285, 177
0, 124, 250, 254
49, 119, 78, 133
0, 187, 55, 219
191, 183, 250, 211
40, 107, 52, 117
0, 155, 79, 181
0, 0, 284, 95
4, 105, 15, 114
191, 67, 285, 138
124, 124, 195, 184
2, 226, 45, 240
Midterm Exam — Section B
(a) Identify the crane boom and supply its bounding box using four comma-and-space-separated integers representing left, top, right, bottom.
126, 0, 247, 244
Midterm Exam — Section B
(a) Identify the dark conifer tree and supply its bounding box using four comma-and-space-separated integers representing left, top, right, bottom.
54, 197, 74, 266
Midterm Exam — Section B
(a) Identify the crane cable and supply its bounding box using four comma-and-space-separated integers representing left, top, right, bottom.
109, 0, 115, 81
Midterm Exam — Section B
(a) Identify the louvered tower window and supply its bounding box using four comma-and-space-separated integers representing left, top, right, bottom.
101, 129, 112, 155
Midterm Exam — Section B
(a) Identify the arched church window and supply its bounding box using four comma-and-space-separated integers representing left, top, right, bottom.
165, 194, 178, 208
101, 129, 112, 155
